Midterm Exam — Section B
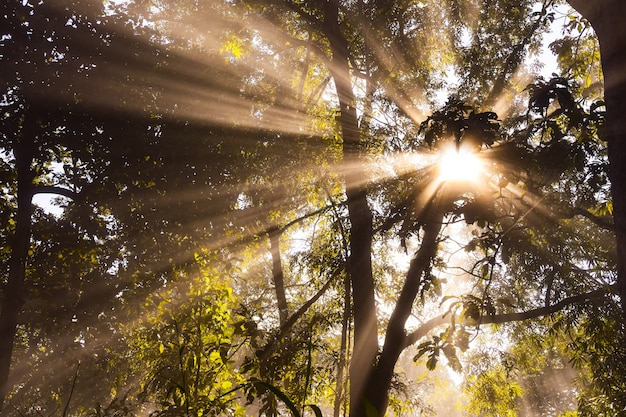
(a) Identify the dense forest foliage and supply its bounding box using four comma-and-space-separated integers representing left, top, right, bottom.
1, 0, 626, 416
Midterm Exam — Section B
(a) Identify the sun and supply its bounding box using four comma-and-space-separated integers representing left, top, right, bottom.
437, 144, 484, 184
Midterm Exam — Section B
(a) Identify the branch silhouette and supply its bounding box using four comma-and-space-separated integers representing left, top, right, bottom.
403, 285, 613, 349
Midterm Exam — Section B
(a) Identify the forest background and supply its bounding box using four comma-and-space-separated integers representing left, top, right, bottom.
1, 0, 626, 416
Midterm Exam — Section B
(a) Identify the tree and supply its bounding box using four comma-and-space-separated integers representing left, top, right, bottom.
239, 1, 610, 416
2, 0, 338, 412
0, 1, 116, 408
125, 253, 251, 417
100, 0, 617, 415
0, 0, 192, 410
1, 0, 622, 415
566, 0, 626, 326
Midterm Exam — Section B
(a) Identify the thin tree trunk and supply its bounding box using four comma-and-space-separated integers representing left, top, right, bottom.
269, 229, 289, 326
0, 138, 35, 411
333, 273, 351, 417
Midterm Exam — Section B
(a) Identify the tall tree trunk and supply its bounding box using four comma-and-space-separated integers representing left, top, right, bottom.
0, 138, 35, 411
567, 0, 626, 326
362, 205, 445, 416
321, 1, 379, 415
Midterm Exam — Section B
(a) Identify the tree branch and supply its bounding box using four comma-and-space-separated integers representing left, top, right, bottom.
516, 191, 615, 231
403, 314, 450, 349
566, 207, 614, 231
283, 0, 325, 32
256, 270, 338, 362
404, 286, 614, 348
32, 185, 78, 200
479, 286, 612, 325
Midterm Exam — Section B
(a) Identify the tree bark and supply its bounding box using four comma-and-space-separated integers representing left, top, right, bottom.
321, 1, 379, 415
567, 0, 626, 326
0, 137, 35, 411
403, 286, 612, 348
362, 208, 445, 417
269, 229, 289, 326
333, 272, 351, 417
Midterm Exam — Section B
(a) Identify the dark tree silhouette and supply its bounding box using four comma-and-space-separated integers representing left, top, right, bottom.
567, 0, 626, 326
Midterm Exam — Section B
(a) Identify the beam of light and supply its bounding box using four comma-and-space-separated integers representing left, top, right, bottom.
437, 144, 485, 184
7, 1, 576, 410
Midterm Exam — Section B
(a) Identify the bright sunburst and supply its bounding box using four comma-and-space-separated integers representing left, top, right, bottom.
437, 144, 484, 184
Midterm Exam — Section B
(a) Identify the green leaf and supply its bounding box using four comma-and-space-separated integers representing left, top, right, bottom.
426, 355, 438, 370
442, 344, 462, 372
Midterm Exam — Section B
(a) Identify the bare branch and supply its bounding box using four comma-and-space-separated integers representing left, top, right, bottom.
32, 185, 78, 200
479, 286, 612, 325
256, 270, 338, 362
404, 286, 614, 348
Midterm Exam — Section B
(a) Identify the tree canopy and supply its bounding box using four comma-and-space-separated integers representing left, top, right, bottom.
1, 0, 625, 416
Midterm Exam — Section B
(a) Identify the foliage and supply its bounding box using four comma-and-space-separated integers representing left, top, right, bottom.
120, 253, 250, 416
568, 314, 626, 416
1, 0, 623, 416
464, 365, 524, 417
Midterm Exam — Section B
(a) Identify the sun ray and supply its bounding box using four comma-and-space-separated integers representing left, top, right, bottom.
437, 144, 485, 184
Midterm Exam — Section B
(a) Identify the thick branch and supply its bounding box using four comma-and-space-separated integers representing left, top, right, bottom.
566, 207, 614, 231
404, 286, 613, 348
32, 185, 78, 200
382, 212, 444, 356
403, 314, 450, 349
479, 286, 611, 325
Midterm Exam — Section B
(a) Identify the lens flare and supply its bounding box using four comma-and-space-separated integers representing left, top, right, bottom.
437, 145, 484, 184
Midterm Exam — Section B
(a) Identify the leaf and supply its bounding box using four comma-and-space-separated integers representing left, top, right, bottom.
481, 263, 490, 279
464, 238, 478, 252
463, 303, 480, 324
426, 355, 438, 370
209, 351, 221, 364
414, 341, 434, 362
442, 344, 462, 372
456, 329, 471, 352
